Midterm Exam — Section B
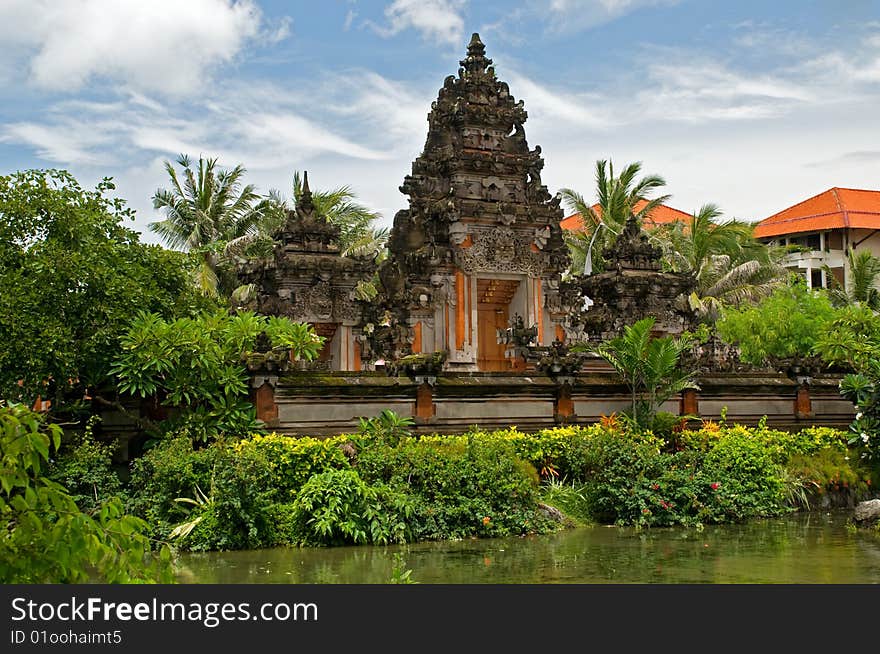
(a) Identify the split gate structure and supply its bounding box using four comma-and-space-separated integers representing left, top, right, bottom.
231, 34, 854, 437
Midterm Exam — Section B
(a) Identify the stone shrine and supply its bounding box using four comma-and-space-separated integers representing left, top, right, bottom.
364, 33, 572, 371
567, 213, 696, 340
237, 172, 376, 370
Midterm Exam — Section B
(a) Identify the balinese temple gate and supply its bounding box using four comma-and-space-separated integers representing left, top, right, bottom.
220, 33, 855, 436
364, 33, 572, 371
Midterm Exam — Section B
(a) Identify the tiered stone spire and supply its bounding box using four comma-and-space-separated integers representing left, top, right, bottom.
237, 171, 376, 370
569, 213, 696, 340
277, 171, 339, 254
364, 33, 573, 366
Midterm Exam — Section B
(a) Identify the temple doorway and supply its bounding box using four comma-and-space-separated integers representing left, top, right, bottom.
476, 278, 520, 371
312, 323, 338, 363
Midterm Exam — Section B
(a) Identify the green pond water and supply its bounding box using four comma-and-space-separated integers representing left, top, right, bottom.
176, 511, 880, 584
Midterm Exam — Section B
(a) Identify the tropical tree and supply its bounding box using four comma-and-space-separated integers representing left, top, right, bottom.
586, 317, 698, 428
561, 159, 670, 274
151, 154, 276, 296
717, 280, 838, 366
654, 204, 787, 320
0, 169, 211, 412
823, 248, 880, 310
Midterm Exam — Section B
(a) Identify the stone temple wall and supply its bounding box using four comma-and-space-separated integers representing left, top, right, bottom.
94, 371, 854, 459
255, 371, 855, 436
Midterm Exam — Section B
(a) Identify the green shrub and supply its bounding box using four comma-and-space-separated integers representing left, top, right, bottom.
290, 469, 414, 546
577, 426, 789, 526
357, 436, 554, 540
123, 421, 866, 550
48, 418, 123, 512
786, 449, 872, 499
127, 432, 352, 548
126, 436, 217, 539
701, 432, 786, 520
717, 280, 837, 365
231, 433, 350, 497
186, 443, 280, 550
418, 424, 632, 483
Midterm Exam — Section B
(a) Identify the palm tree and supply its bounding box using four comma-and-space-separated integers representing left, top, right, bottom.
824, 248, 880, 310
151, 154, 273, 296
592, 317, 698, 427
688, 256, 788, 321
654, 204, 787, 321
561, 159, 670, 274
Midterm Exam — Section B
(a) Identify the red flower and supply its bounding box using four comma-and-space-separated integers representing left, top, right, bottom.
652, 484, 660, 490
710, 482, 720, 490
482, 516, 491, 526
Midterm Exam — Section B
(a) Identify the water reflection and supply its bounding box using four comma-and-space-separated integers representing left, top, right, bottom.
176, 512, 880, 584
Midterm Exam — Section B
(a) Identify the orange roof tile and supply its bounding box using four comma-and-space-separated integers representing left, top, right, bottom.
560, 200, 692, 232
753, 187, 880, 238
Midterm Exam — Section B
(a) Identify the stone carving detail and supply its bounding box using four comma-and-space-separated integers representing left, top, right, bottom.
454, 227, 546, 275
292, 279, 333, 320
365, 33, 571, 364
603, 213, 664, 271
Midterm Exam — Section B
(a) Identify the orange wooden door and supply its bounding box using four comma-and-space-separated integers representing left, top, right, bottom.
477, 304, 509, 371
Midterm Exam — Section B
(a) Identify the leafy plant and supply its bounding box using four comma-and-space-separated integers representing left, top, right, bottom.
47, 416, 122, 512
290, 469, 414, 546
0, 401, 173, 583
357, 409, 415, 447
584, 317, 698, 427
356, 436, 554, 541
112, 311, 323, 441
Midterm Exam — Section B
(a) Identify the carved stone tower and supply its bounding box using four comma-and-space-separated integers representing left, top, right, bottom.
365, 33, 571, 371
237, 172, 376, 370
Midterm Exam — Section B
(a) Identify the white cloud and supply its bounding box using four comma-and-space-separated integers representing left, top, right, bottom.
1, 122, 107, 165
267, 16, 293, 44
0, 0, 289, 95
320, 72, 432, 150
542, 0, 679, 33
0, 70, 418, 176
635, 58, 815, 123
504, 71, 610, 128
370, 0, 466, 45
344, 10, 357, 31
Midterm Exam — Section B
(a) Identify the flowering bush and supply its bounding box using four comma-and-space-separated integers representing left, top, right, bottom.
125, 420, 868, 549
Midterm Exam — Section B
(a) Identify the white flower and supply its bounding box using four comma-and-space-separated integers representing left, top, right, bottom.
861, 432, 870, 443
856, 412, 863, 420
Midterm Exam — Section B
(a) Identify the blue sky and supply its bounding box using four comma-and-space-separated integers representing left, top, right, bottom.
2, 0, 879, 243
